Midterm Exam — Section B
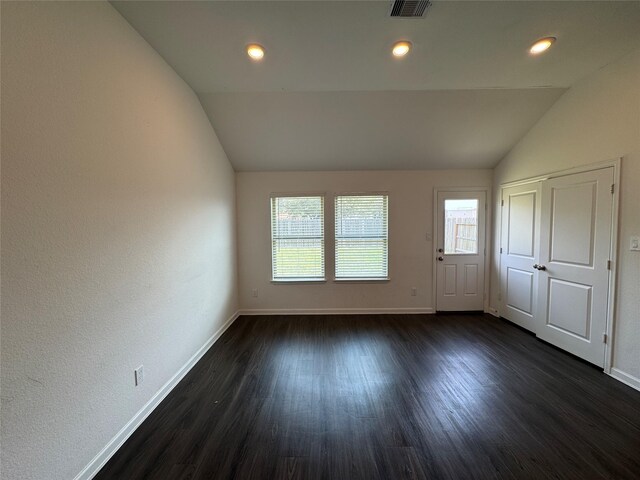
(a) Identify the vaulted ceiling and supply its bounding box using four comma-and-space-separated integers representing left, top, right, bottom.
112, 1, 640, 171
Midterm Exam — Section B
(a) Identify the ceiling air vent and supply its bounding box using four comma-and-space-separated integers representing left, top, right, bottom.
389, 0, 431, 18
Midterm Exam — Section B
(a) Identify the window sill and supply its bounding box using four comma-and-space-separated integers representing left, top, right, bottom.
271, 279, 327, 284
333, 278, 390, 283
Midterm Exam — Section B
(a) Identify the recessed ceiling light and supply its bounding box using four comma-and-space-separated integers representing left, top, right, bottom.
246, 44, 265, 60
392, 41, 412, 57
529, 37, 556, 55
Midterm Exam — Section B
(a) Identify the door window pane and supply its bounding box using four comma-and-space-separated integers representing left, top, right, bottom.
444, 199, 478, 254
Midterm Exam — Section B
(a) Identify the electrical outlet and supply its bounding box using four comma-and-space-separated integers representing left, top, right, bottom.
631, 236, 640, 251
252, 288, 258, 298
411, 287, 417, 297
134, 365, 144, 386
425, 232, 432, 241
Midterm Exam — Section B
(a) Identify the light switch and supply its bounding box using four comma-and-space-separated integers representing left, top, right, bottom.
631, 236, 640, 251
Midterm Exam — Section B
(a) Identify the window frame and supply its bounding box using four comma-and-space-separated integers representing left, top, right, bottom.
333, 192, 390, 282
270, 193, 327, 283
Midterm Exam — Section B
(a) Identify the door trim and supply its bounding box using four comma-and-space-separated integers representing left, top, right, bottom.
433, 186, 491, 313
499, 158, 621, 188
497, 158, 620, 373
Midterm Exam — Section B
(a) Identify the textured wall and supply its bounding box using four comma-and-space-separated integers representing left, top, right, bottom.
490, 49, 640, 383
1, 2, 237, 479
237, 170, 493, 313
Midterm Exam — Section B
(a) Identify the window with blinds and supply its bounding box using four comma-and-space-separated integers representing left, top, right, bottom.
271, 196, 325, 281
335, 194, 388, 279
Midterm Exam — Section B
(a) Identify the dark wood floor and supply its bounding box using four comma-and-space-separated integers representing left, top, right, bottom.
96, 314, 640, 480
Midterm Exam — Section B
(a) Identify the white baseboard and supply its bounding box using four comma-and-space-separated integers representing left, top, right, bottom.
74, 310, 240, 480
609, 367, 640, 392
486, 307, 500, 318
238, 307, 434, 315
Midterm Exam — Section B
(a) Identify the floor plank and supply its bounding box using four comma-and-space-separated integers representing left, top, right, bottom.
96, 314, 640, 479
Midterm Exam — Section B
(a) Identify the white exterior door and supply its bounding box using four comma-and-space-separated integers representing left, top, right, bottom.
536, 168, 614, 367
436, 190, 486, 311
500, 182, 541, 332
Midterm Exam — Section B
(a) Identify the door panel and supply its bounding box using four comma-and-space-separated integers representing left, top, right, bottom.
508, 193, 536, 257
536, 168, 613, 367
549, 182, 597, 266
547, 279, 592, 339
464, 264, 478, 295
500, 183, 541, 331
506, 267, 534, 315
444, 265, 457, 296
436, 191, 486, 311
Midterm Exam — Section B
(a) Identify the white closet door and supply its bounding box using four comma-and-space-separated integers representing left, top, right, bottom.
536, 168, 614, 367
500, 182, 541, 332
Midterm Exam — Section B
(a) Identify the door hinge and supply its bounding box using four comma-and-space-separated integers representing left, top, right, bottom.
500, 247, 503, 254
610, 184, 615, 194
607, 260, 612, 270
603, 333, 608, 344
501, 200, 504, 207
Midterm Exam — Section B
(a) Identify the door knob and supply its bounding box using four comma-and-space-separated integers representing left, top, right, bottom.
438, 256, 444, 261
533, 264, 547, 271
437, 248, 443, 253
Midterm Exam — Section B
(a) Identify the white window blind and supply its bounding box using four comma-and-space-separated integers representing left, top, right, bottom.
271, 196, 325, 280
335, 195, 388, 279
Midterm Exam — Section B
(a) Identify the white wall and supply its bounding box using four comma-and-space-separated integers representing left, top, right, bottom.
237, 170, 493, 313
0, 3, 237, 479
490, 49, 640, 386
